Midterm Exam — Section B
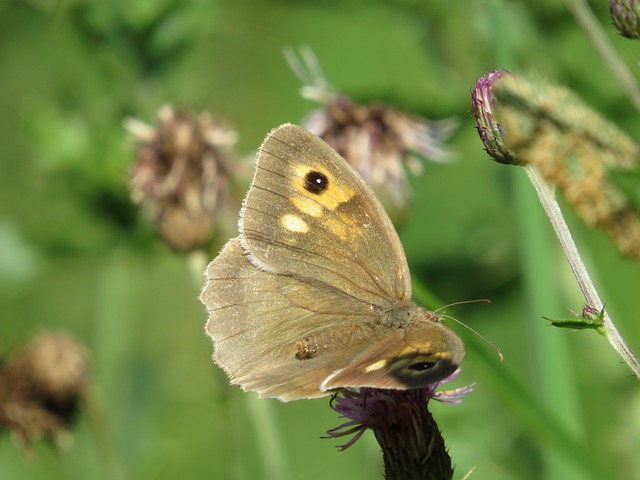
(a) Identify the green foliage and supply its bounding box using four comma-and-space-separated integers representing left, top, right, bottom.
1, 1, 639, 479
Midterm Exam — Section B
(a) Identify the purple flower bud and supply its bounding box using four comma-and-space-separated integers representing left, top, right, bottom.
471, 70, 517, 164
610, 0, 640, 39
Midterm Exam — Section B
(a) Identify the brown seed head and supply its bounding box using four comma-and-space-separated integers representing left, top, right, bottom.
126, 106, 240, 250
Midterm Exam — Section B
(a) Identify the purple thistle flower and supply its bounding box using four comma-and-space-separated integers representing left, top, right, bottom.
470, 70, 517, 165
326, 370, 472, 480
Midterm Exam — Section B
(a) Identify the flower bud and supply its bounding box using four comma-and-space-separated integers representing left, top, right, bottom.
610, 0, 640, 39
544, 306, 606, 335
471, 70, 518, 164
471, 71, 640, 257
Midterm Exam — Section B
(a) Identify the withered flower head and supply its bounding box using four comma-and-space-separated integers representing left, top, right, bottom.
125, 106, 240, 251
286, 46, 456, 225
0, 333, 88, 451
610, 0, 640, 39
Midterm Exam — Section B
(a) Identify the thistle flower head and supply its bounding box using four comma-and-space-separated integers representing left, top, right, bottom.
125, 106, 240, 251
471, 70, 517, 165
610, 0, 640, 39
286, 46, 456, 225
326, 370, 471, 480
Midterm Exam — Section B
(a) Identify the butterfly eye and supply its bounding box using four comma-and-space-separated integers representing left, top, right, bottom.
408, 361, 437, 371
304, 170, 329, 194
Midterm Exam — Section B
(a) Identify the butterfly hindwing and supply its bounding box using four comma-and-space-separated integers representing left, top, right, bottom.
203, 238, 385, 400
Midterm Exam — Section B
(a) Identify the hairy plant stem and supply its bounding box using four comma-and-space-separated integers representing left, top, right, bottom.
524, 164, 640, 379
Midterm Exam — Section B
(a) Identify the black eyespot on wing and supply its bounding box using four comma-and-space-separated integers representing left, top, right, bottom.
304, 171, 329, 194
408, 361, 436, 371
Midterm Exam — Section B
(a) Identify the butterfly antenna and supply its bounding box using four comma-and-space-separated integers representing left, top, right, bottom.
436, 299, 504, 363
433, 298, 491, 313
441, 313, 504, 362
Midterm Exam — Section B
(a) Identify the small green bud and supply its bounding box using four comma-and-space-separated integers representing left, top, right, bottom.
544, 305, 606, 335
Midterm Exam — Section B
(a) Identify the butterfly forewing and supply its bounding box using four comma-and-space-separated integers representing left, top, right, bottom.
240, 124, 412, 308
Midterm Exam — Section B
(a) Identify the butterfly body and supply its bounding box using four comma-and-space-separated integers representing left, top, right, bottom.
201, 124, 463, 401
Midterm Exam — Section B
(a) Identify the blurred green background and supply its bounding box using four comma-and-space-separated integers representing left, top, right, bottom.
1, 0, 639, 479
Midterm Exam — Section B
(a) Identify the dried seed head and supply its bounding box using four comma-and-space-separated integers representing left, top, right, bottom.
0, 333, 88, 450
126, 106, 241, 251
14, 333, 88, 401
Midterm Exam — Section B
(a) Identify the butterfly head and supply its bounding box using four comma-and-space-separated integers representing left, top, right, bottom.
385, 309, 464, 388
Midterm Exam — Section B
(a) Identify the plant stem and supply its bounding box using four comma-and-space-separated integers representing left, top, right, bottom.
524, 164, 640, 379
563, 0, 640, 112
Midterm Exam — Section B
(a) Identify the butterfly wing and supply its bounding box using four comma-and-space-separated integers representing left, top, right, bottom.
240, 123, 412, 308
200, 125, 462, 401
202, 238, 387, 401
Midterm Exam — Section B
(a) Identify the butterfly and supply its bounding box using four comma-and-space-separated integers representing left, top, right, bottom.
200, 123, 464, 401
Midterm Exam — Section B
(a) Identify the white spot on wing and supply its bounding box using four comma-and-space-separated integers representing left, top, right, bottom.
364, 359, 387, 373
280, 213, 310, 233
